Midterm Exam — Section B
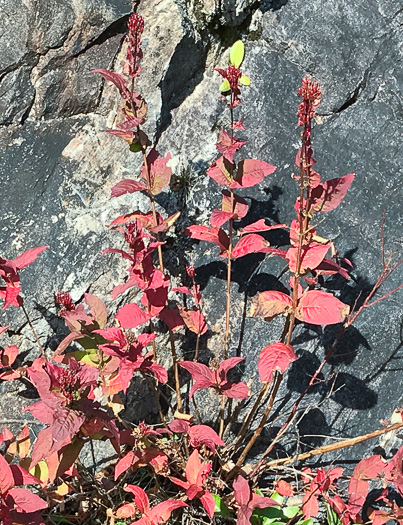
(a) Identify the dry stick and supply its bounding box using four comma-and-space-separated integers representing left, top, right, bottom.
261, 421, 403, 470
21, 303, 47, 360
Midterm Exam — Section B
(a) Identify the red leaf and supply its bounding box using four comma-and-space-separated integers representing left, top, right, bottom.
116, 503, 136, 519
348, 455, 385, 516
185, 225, 230, 256
115, 451, 135, 480
24, 401, 54, 426
168, 419, 191, 433
233, 475, 277, 525
7, 487, 47, 512
10, 465, 39, 486
1, 345, 18, 367
124, 484, 150, 514
316, 258, 351, 280
0, 324, 9, 336
149, 211, 181, 233
151, 500, 188, 523
296, 290, 350, 325
149, 363, 168, 384
311, 173, 355, 213
178, 361, 213, 398
84, 293, 107, 328
200, 491, 216, 518
232, 159, 276, 188
348, 477, 369, 516
116, 302, 152, 329
275, 479, 294, 497
258, 343, 297, 383
52, 408, 85, 443
210, 209, 234, 228
302, 492, 319, 518
222, 190, 249, 219
353, 455, 385, 479
189, 425, 225, 453
0, 453, 14, 493
216, 129, 247, 163
185, 449, 211, 488
106, 128, 135, 143
12, 245, 48, 270
218, 356, 245, 375
232, 234, 271, 258
148, 450, 170, 476
222, 381, 250, 399
233, 475, 252, 507
370, 509, 396, 525
0, 369, 21, 381
286, 242, 330, 273
250, 291, 292, 321
239, 219, 287, 235
207, 156, 233, 186
178, 307, 208, 335
110, 179, 147, 198
385, 445, 403, 497
141, 149, 172, 195
91, 68, 130, 98
158, 307, 185, 331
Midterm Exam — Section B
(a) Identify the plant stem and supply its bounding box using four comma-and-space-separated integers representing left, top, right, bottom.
230, 372, 282, 475
21, 303, 47, 360
128, 78, 183, 412
145, 375, 167, 427
220, 94, 236, 437
224, 383, 270, 457
232, 113, 315, 469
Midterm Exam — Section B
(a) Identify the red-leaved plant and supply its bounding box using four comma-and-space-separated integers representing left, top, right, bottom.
0, 6, 402, 525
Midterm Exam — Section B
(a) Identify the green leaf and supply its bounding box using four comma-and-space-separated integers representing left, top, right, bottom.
283, 506, 300, 519
130, 142, 142, 152
270, 492, 284, 504
230, 40, 245, 67
213, 494, 232, 516
253, 507, 284, 520
325, 503, 342, 525
295, 520, 315, 525
240, 74, 251, 86
220, 79, 231, 93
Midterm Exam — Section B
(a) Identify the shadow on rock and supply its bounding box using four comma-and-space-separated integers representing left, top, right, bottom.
297, 408, 330, 451
156, 35, 208, 141
331, 372, 378, 410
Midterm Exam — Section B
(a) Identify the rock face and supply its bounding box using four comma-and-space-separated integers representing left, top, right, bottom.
0, 0, 402, 467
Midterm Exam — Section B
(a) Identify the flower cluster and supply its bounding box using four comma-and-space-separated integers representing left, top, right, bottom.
127, 13, 144, 78
56, 290, 75, 312
297, 74, 322, 128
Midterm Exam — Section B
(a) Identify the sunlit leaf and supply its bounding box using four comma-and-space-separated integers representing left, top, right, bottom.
230, 40, 245, 67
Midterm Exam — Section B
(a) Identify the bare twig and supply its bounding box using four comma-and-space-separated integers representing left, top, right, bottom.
256, 421, 403, 472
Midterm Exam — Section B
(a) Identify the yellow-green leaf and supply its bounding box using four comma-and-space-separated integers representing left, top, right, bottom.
30, 460, 49, 485
230, 40, 245, 67
219, 79, 231, 93
240, 74, 251, 86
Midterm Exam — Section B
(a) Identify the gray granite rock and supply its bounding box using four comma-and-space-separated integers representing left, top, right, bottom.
0, 0, 402, 471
